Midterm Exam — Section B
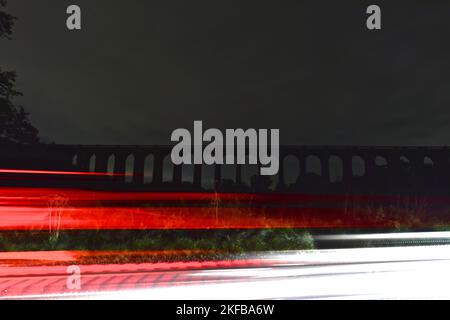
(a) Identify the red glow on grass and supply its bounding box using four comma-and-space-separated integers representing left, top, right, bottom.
0, 249, 223, 267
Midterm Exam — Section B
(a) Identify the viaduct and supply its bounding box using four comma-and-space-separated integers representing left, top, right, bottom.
0, 144, 449, 194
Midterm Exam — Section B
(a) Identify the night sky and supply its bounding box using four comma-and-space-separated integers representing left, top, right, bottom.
1, 0, 450, 146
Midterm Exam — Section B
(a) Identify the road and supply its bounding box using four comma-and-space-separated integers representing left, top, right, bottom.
2, 245, 450, 299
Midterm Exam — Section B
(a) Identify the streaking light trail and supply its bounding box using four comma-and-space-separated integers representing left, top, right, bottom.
0, 186, 447, 230
3, 246, 450, 300
0, 169, 121, 176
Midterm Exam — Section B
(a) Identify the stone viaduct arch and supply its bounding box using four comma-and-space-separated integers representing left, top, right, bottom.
2, 144, 450, 194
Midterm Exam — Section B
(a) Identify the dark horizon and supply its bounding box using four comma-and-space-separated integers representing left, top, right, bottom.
1, 0, 450, 146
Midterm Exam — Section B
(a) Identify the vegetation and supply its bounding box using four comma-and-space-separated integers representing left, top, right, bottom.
0, 229, 314, 264
0, 0, 40, 144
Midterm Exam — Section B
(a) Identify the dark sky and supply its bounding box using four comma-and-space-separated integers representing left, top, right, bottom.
1, 0, 450, 145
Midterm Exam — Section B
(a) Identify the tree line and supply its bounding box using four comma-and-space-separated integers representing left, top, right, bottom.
0, 0, 39, 144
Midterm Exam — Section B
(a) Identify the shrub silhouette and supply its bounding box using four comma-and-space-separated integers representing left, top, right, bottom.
0, 0, 39, 144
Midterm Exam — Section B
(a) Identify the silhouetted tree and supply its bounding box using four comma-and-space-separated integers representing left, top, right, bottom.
0, 0, 39, 144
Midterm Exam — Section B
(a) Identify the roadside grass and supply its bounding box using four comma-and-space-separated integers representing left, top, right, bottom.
0, 229, 315, 264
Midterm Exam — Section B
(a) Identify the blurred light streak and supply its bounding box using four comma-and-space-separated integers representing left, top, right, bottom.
316, 231, 450, 241
0, 169, 120, 176
3, 246, 450, 300
0, 187, 448, 230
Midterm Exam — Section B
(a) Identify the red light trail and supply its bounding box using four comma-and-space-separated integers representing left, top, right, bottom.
0, 186, 446, 230
0, 169, 121, 176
